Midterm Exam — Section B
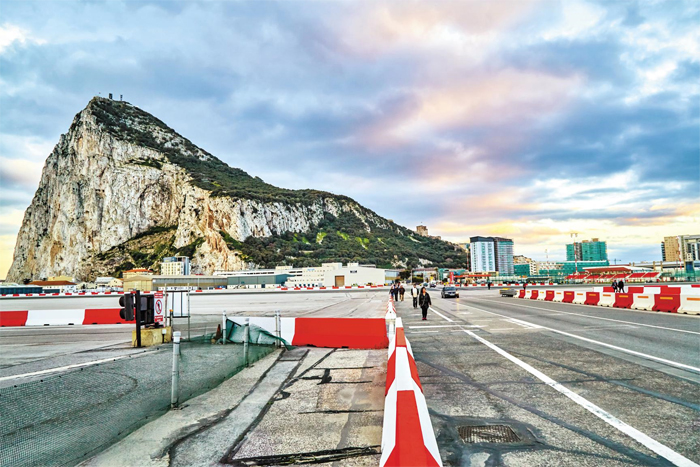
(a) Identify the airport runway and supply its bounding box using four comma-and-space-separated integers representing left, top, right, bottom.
0, 290, 388, 373
2, 287, 698, 465
396, 291, 700, 466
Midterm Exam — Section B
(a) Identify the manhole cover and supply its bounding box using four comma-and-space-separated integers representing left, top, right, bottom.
458, 425, 521, 444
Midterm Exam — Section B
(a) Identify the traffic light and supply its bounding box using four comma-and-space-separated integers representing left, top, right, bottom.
119, 294, 135, 321
139, 294, 155, 325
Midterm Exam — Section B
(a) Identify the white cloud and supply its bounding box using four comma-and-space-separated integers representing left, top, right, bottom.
0, 23, 45, 53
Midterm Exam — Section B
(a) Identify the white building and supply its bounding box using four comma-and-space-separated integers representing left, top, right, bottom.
285, 262, 385, 287
470, 237, 496, 273
215, 263, 386, 287
161, 256, 191, 276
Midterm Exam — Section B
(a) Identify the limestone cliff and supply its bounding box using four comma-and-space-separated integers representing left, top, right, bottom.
7, 97, 466, 281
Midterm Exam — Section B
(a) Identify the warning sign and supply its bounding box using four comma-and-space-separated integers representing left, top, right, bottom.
154, 292, 165, 323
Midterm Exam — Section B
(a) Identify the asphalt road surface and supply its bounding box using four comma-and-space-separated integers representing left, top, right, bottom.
395, 289, 699, 466
2, 287, 699, 466
0, 290, 386, 373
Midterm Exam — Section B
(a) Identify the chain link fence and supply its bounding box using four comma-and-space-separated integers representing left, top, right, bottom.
0, 340, 276, 467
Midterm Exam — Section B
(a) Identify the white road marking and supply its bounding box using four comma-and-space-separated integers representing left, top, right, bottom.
406, 330, 440, 334
469, 306, 700, 374
0, 355, 133, 382
463, 329, 699, 467
471, 297, 700, 336
410, 325, 462, 329
507, 319, 540, 329
428, 307, 454, 322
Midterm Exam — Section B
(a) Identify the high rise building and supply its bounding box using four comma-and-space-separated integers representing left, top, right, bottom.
567, 238, 607, 261
663, 235, 700, 262
470, 237, 495, 273
494, 237, 514, 275
161, 256, 191, 276
469, 236, 514, 274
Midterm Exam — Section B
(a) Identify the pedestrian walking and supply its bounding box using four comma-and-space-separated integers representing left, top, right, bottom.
419, 287, 431, 320
393, 282, 400, 301
399, 284, 405, 301
487, 281, 491, 290
522, 282, 527, 291
618, 279, 625, 293
411, 284, 418, 308
612, 279, 618, 293
389, 283, 395, 300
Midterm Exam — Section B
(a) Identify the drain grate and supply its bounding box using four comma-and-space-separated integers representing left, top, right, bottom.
458, 425, 521, 444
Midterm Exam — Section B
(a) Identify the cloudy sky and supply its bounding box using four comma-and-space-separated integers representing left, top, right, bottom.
1, 0, 698, 278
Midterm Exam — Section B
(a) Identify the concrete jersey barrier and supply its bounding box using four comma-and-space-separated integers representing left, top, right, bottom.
228, 316, 389, 349
1, 308, 130, 326
381, 316, 442, 467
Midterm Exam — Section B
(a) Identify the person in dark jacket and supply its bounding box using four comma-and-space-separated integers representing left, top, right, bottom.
612, 279, 618, 292
617, 279, 625, 293
399, 284, 405, 301
418, 287, 431, 320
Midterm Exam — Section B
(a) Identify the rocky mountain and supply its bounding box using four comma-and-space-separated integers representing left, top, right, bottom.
7, 97, 467, 282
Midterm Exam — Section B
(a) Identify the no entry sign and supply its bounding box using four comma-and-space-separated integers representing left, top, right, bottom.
154, 292, 165, 323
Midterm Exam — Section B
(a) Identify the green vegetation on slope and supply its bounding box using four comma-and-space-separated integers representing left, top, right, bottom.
223, 211, 467, 269
88, 97, 353, 205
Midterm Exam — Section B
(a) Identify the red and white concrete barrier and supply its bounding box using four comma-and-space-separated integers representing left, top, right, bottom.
228, 316, 389, 349
0, 308, 130, 326
381, 316, 442, 467
552, 290, 565, 302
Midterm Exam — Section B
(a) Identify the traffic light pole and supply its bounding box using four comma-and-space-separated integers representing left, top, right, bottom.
135, 290, 142, 348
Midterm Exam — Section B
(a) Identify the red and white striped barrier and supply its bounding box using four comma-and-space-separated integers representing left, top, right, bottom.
381, 316, 441, 467
228, 316, 389, 349
1, 285, 392, 298
513, 288, 700, 315
0, 308, 131, 326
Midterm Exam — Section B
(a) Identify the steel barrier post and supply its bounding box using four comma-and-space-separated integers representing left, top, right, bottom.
243, 318, 250, 366
275, 310, 281, 347
171, 331, 181, 408
222, 310, 227, 345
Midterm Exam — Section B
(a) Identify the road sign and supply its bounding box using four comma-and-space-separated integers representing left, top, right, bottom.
154, 292, 165, 323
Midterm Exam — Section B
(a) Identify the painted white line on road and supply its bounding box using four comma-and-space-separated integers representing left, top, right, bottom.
469, 306, 700, 374
406, 330, 440, 334
0, 355, 133, 382
507, 319, 540, 329
410, 325, 462, 329
463, 329, 699, 467
410, 324, 485, 329
428, 307, 454, 322
472, 297, 700, 336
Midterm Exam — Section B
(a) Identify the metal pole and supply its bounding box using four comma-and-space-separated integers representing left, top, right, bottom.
243, 318, 250, 367
187, 291, 191, 342
171, 331, 181, 408
275, 310, 281, 348
135, 290, 142, 348
222, 310, 227, 345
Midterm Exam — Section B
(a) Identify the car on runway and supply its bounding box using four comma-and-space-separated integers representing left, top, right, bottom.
441, 286, 459, 298
500, 287, 517, 297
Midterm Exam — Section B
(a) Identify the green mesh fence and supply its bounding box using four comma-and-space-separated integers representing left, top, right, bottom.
0, 341, 275, 467
222, 319, 291, 348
